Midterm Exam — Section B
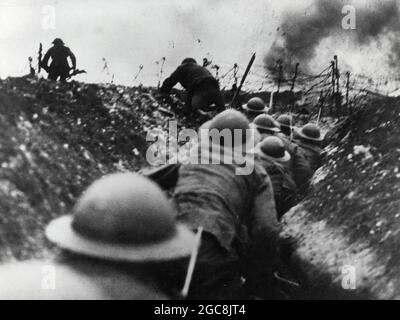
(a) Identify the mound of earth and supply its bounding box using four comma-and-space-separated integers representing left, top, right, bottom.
2, 75, 398, 299
282, 95, 400, 299
0, 76, 209, 263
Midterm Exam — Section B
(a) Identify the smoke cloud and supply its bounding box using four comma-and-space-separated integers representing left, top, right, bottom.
264, 0, 400, 74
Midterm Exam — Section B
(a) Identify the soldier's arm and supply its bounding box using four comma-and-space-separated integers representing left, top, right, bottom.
68, 49, 77, 69
41, 50, 52, 70
160, 68, 180, 94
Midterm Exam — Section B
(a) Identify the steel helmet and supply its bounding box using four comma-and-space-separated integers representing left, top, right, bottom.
256, 136, 291, 162
45, 173, 197, 262
242, 97, 269, 114
277, 114, 293, 129
297, 123, 323, 142
52, 38, 65, 45
181, 58, 197, 65
200, 109, 260, 150
253, 114, 281, 134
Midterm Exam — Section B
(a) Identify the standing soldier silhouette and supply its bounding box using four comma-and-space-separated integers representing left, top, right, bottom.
41, 38, 76, 82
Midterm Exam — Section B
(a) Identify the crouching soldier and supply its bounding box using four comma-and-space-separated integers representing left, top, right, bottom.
254, 136, 297, 220
242, 97, 270, 122
172, 109, 281, 299
160, 58, 224, 114
263, 114, 313, 195
0, 173, 197, 300
294, 123, 324, 172
276, 114, 294, 138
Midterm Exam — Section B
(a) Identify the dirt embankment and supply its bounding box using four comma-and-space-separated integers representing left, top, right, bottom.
0, 76, 204, 263
283, 95, 400, 299
2, 75, 399, 299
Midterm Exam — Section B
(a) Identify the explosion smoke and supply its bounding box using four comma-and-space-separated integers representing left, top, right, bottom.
265, 0, 400, 74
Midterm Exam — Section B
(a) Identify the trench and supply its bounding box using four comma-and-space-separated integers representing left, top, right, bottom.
1, 77, 399, 299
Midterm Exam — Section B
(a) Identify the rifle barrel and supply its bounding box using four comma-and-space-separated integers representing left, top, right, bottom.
230, 52, 256, 108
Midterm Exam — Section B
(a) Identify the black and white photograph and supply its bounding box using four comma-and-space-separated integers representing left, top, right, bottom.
0, 0, 400, 306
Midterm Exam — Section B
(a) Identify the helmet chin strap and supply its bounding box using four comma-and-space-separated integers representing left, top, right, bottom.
181, 227, 203, 299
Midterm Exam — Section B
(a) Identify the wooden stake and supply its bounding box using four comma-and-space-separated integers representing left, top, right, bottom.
38, 43, 43, 73
334, 55, 340, 96
330, 60, 335, 116
157, 57, 166, 89
334, 55, 340, 115
290, 63, 299, 92
233, 63, 239, 88
274, 60, 283, 114
346, 71, 350, 115
133, 64, 144, 84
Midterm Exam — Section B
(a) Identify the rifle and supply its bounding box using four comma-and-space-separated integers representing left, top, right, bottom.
66, 69, 87, 80
230, 52, 256, 108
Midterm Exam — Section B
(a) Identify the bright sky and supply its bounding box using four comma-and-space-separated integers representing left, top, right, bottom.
0, 0, 310, 86
0, 0, 393, 87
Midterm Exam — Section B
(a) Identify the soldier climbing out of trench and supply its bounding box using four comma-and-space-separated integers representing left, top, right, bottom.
41, 38, 77, 82
160, 58, 225, 115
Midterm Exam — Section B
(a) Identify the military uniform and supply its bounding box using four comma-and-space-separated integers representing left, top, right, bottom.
258, 132, 312, 193
256, 155, 297, 220
295, 139, 323, 172
161, 59, 224, 112
41, 39, 76, 82
173, 143, 280, 299
294, 123, 324, 173
278, 135, 313, 193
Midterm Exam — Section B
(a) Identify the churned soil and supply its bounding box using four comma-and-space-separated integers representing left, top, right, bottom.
0, 76, 210, 262
2, 75, 399, 299
283, 94, 400, 299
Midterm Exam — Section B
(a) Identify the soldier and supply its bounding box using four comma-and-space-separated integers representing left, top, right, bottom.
242, 97, 270, 122
254, 136, 297, 220
252, 114, 281, 139
294, 123, 324, 172
172, 109, 281, 299
0, 173, 197, 300
41, 38, 76, 82
160, 58, 224, 114
276, 114, 294, 138
254, 114, 312, 196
